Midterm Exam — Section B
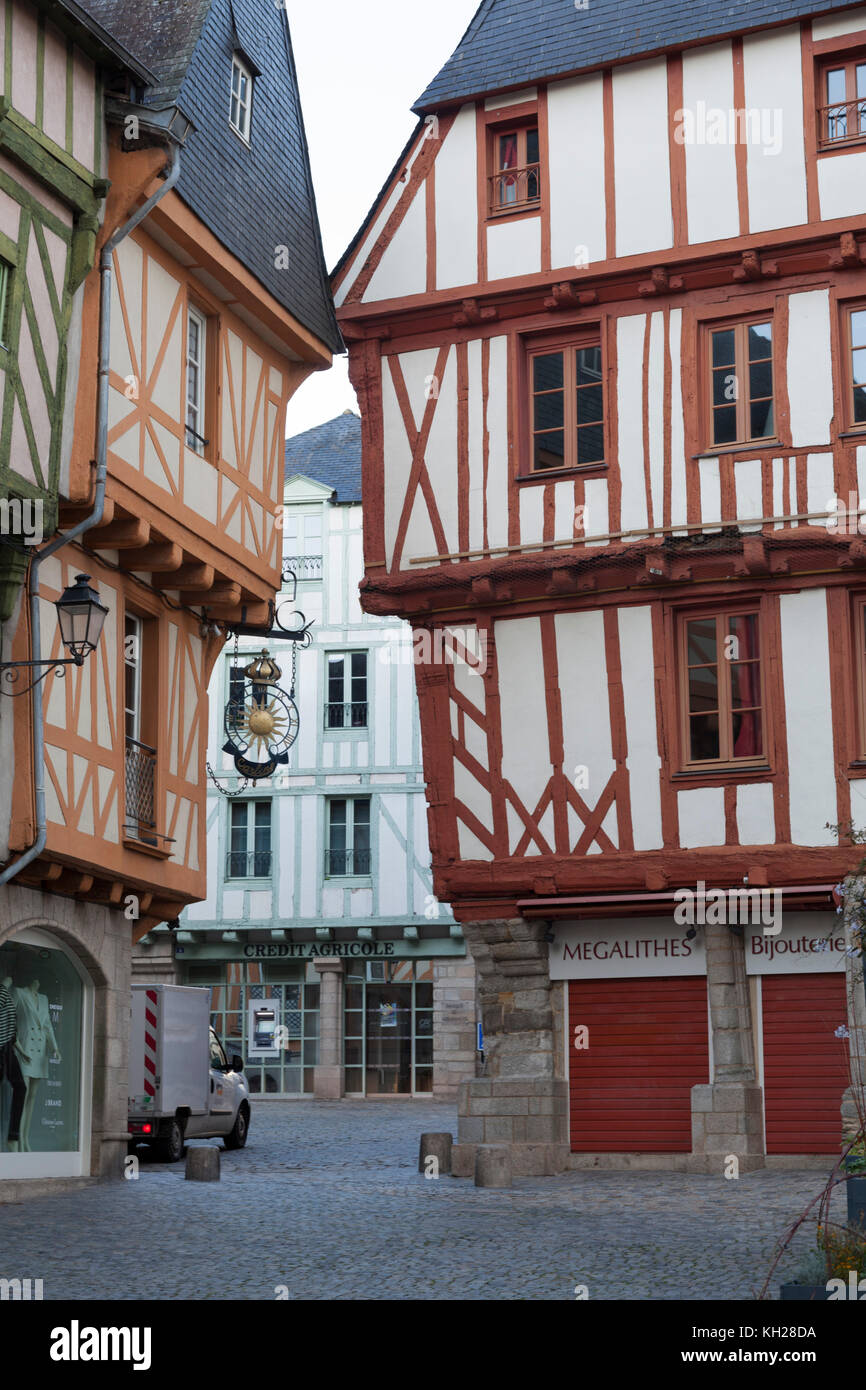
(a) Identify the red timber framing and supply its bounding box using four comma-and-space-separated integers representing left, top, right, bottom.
336, 15, 866, 927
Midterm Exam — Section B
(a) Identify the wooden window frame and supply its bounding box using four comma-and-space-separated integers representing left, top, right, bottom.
842, 300, 866, 433
853, 596, 866, 760
484, 103, 541, 222
522, 327, 607, 478
676, 605, 767, 772
704, 314, 777, 452
230, 55, 253, 142
817, 50, 866, 150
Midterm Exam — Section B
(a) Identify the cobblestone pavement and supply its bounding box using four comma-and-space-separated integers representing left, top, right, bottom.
0, 1100, 850, 1300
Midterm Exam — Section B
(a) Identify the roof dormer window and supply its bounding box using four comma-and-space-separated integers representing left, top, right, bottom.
230, 54, 253, 142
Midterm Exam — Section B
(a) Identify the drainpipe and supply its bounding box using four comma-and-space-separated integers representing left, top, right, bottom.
0, 139, 182, 889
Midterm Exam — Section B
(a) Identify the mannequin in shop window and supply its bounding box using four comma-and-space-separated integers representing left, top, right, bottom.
13, 979, 60, 1152
0, 976, 26, 1153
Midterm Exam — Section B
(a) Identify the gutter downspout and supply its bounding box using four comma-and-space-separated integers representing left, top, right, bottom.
0, 141, 181, 889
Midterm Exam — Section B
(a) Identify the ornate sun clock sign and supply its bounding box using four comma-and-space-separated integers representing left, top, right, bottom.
222, 650, 299, 781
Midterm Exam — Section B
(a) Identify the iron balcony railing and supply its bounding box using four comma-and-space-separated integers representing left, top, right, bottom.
226, 849, 273, 879
488, 163, 540, 215
283, 555, 323, 579
125, 738, 157, 843
819, 97, 866, 145
325, 848, 372, 877
325, 701, 368, 730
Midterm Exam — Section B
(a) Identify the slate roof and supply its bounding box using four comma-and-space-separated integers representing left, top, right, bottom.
415, 0, 866, 111
284, 412, 362, 504
78, 0, 342, 354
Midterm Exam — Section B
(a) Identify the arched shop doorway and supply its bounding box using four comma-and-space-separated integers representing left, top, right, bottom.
0, 927, 93, 1179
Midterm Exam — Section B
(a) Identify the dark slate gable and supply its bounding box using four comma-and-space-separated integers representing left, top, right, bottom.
415, 0, 866, 111
285, 412, 362, 504
78, 0, 341, 355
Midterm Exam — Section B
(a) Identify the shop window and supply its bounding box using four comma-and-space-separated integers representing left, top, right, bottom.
487, 119, 540, 216
194, 961, 319, 1096
326, 797, 371, 876
843, 303, 866, 430
344, 960, 434, 1096
818, 53, 866, 147
227, 799, 272, 878
325, 652, 368, 730
678, 608, 765, 769
527, 337, 605, 472
706, 318, 775, 449
0, 932, 84, 1169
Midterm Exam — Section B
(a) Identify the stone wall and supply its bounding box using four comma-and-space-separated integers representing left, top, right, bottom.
0, 883, 131, 1180
432, 956, 477, 1098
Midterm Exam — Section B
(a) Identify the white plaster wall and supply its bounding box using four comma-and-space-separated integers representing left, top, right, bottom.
682, 42, 740, 245
787, 289, 834, 446
742, 27, 807, 233
617, 315, 648, 531
547, 73, 606, 269
485, 335, 510, 554
363, 188, 427, 303
812, 6, 866, 39
495, 617, 550, 849
678, 786, 726, 848
779, 589, 837, 846
617, 605, 663, 850
435, 104, 478, 290
486, 215, 541, 281
647, 311, 666, 530
737, 782, 775, 845
669, 309, 688, 532
818, 150, 866, 221
613, 59, 673, 258
555, 611, 615, 839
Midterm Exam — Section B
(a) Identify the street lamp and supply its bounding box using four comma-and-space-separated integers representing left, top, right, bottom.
0, 573, 108, 695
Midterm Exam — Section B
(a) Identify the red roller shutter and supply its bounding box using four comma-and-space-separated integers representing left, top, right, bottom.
568, 977, 709, 1153
762, 973, 850, 1154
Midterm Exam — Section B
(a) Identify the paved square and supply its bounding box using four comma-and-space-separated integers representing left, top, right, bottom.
0, 1100, 849, 1300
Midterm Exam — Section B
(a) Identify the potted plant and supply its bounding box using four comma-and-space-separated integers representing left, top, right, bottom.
845, 1137, 866, 1232
780, 1225, 866, 1301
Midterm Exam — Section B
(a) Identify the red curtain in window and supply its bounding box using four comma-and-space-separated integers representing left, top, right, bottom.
500, 134, 518, 170
732, 618, 760, 757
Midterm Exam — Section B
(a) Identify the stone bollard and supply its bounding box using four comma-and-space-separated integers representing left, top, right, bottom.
474, 1144, 512, 1188
185, 1146, 220, 1182
418, 1132, 452, 1176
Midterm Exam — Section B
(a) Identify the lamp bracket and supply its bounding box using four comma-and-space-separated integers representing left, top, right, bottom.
0, 656, 82, 697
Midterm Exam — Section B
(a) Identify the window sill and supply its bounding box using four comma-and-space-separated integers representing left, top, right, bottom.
838, 428, 866, 440
224, 876, 273, 887
485, 202, 542, 225
817, 137, 866, 156
228, 123, 251, 148
323, 876, 373, 888
323, 726, 368, 739
123, 836, 173, 860
671, 764, 772, 785
516, 464, 607, 484
692, 441, 782, 460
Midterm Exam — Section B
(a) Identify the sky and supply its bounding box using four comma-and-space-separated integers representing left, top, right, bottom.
283, 0, 480, 441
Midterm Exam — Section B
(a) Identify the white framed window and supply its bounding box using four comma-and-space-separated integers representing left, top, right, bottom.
282, 511, 323, 579
227, 799, 272, 879
327, 798, 371, 877
230, 55, 253, 141
185, 306, 207, 454
325, 652, 368, 730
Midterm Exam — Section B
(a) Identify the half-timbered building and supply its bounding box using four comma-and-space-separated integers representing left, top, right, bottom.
0, 0, 338, 1185
336, 0, 866, 1172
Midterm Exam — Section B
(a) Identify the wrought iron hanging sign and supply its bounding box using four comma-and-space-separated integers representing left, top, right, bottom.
221, 648, 299, 781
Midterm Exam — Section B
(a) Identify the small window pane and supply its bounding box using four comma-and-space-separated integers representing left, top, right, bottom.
576, 384, 603, 424
853, 350, 866, 386
533, 353, 564, 391
712, 406, 738, 445
526, 127, 539, 165
854, 385, 866, 423
690, 714, 720, 761
853, 313, 866, 349
689, 668, 718, 714
827, 68, 846, 104
748, 322, 772, 359
576, 346, 602, 385
534, 432, 565, 469
730, 664, 761, 709
749, 360, 773, 400
750, 398, 774, 438
498, 133, 518, 170
534, 392, 564, 431
354, 800, 371, 827
687, 619, 717, 665
577, 424, 604, 466
732, 710, 762, 758
713, 368, 737, 407
857, 64, 866, 99
728, 613, 758, 657
712, 330, 736, 368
